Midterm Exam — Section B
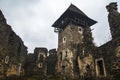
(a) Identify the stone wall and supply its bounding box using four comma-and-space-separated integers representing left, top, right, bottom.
56, 23, 95, 79
106, 2, 120, 39
0, 10, 27, 78
93, 3, 120, 79
33, 47, 48, 76
25, 53, 35, 76
25, 48, 58, 77
47, 49, 57, 75
94, 35, 120, 79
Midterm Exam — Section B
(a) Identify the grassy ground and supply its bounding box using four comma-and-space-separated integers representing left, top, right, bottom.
0, 77, 61, 80
2, 75, 118, 80
26, 75, 63, 80
2, 75, 63, 80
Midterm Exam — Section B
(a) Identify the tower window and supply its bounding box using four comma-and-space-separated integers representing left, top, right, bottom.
78, 27, 83, 33
63, 37, 66, 43
78, 28, 82, 31
60, 52, 62, 60
65, 51, 68, 57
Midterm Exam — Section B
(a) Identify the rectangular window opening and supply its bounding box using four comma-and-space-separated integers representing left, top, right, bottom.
97, 60, 105, 76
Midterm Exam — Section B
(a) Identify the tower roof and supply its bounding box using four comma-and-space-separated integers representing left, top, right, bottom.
68, 4, 87, 17
52, 4, 97, 29
0, 10, 6, 23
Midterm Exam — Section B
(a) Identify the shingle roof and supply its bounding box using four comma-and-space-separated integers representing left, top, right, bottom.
68, 4, 87, 17
52, 4, 97, 28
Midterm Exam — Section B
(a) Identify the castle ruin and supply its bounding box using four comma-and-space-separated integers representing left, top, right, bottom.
0, 2, 120, 80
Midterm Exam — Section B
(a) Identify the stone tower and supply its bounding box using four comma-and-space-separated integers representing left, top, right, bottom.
106, 2, 120, 39
52, 4, 97, 79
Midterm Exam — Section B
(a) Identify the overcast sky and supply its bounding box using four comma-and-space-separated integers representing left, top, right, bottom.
0, 0, 120, 53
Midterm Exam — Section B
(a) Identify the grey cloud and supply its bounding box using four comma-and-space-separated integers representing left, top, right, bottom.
0, 0, 120, 53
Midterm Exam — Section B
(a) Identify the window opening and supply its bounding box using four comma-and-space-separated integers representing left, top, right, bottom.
38, 63, 43, 68
63, 37, 66, 43
97, 60, 105, 76
65, 51, 68, 57
60, 52, 62, 60
5, 56, 9, 64
78, 27, 83, 33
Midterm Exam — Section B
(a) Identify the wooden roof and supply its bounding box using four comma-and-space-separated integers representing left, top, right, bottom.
52, 4, 97, 29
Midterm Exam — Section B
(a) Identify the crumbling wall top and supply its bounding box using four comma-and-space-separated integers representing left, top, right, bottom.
106, 2, 118, 12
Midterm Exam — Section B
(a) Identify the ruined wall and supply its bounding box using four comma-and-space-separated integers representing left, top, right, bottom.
106, 2, 120, 39
93, 2, 120, 79
33, 47, 48, 76
25, 53, 35, 76
47, 49, 57, 75
0, 10, 27, 78
94, 38, 120, 79
94, 3, 120, 77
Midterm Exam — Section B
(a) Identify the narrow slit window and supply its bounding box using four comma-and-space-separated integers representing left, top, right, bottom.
63, 37, 66, 43
65, 51, 68, 57
60, 52, 62, 60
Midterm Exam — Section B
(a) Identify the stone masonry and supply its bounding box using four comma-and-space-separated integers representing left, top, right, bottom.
52, 4, 97, 79
0, 10, 27, 78
0, 2, 120, 80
